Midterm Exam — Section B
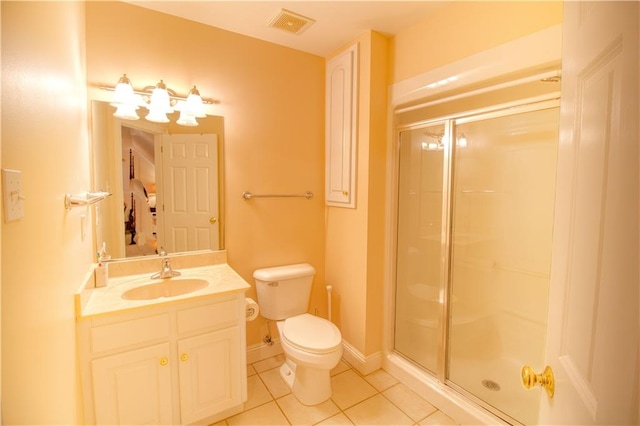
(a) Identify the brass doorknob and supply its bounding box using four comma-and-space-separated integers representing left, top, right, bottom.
521, 365, 554, 398
209, 217, 217, 224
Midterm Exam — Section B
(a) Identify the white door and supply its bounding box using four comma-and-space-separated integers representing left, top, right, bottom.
538, 1, 639, 424
158, 133, 219, 252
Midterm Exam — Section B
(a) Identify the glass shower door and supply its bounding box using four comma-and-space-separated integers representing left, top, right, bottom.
447, 106, 559, 424
394, 122, 448, 374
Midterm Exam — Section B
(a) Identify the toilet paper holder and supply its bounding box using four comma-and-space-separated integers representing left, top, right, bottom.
245, 298, 259, 321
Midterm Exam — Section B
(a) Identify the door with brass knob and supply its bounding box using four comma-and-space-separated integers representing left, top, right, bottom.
521, 365, 554, 398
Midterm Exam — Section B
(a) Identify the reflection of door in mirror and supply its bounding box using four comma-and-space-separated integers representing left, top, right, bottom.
122, 127, 158, 256
122, 130, 220, 257
157, 134, 219, 253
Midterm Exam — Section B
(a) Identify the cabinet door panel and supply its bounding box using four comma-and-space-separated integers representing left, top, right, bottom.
178, 327, 241, 424
92, 343, 173, 425
326, 43, 358, 208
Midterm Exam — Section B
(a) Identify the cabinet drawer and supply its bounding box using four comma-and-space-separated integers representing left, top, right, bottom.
91, 313, 170, 353
177, 298, 240, 335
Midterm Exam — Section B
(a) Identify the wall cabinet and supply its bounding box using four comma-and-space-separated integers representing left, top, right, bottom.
326, 43, 358, 208
77, 293, 246, 425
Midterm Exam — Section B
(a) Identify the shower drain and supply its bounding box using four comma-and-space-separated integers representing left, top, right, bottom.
482, 379, 501, 391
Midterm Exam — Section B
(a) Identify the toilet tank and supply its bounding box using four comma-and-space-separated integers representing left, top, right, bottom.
254, 263, 315, 320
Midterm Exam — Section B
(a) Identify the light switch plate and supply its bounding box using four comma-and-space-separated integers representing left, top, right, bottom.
2, 169, 25, 222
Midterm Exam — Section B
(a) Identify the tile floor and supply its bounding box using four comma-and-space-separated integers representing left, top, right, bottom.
215, 355, 460, 425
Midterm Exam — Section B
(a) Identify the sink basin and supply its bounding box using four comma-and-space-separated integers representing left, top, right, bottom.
121, 278, 209, 301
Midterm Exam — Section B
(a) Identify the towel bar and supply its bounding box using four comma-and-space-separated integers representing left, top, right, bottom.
242, 191, 313, 200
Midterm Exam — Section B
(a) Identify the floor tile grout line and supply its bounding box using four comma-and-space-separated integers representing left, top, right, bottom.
271, 397, 294, 426
376, 386, 438, 424
240, 356, 454, 426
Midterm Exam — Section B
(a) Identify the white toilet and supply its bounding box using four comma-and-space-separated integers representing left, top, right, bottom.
254, 263, 343, 406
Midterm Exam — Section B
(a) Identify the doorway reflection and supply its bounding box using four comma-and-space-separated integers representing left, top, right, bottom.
122, 126, 158, 256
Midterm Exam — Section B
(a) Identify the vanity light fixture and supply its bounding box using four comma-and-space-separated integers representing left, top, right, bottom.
103, 74, 213, 126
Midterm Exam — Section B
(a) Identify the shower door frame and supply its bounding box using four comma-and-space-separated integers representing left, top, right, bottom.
381, 26, 562, 426
390, 95, 560, 425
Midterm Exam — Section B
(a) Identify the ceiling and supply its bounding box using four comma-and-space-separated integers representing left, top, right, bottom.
124, 1, 450, 57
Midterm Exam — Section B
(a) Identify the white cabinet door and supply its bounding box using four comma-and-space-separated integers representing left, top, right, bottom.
91, 342, 173, 425
326, 43, 358, 208
178, 326, 242, 425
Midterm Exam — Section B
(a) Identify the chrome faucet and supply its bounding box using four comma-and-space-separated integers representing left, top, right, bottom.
151, 248, 181, 279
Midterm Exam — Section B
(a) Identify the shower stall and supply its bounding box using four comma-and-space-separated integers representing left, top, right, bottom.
391, 84, 560, 424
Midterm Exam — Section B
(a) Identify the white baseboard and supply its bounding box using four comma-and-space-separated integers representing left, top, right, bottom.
341, 340, 383, 375
245, 338, 383, 377
246, 340, 283, 365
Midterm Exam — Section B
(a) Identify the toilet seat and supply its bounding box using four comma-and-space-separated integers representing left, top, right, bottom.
281, 313, 342, 354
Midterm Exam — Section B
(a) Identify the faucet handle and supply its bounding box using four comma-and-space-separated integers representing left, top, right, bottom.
158, 247, 167, 257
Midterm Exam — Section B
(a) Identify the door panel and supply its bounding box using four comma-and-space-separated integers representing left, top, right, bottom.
92, 343, 173, 425
394, 122, 448, 375
158, 133, 219, 252
540, 2, 639, 423
178, 328, 242, 424
448, 107, 559, 425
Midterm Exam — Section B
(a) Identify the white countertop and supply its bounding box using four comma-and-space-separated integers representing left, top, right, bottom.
77, 263, 251, 318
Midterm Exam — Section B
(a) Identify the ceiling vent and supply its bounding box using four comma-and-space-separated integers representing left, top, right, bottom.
268, 9, 315, 35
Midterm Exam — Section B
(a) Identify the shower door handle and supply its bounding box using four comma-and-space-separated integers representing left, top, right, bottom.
521, 365, 554, 398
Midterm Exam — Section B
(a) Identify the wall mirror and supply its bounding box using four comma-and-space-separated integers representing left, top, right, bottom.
91, 100, 225, 260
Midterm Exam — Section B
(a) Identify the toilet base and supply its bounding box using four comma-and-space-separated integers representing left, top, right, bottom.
280, 359, 332, 406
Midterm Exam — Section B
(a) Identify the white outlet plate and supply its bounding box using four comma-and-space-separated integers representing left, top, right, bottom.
2, 169, 25, 222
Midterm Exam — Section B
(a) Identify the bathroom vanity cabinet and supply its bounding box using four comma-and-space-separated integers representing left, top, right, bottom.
77, 292, 247, 425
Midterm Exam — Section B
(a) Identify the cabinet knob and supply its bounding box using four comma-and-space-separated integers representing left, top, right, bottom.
160, 357, 168, 366
180, 353, 189, 362
342, 190, 349, 196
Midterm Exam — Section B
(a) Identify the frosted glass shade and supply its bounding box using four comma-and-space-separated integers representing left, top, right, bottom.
110, 74, 137, 107
145, 107, 170, 123
185, 86, 206, 118
113, 104, 140, 120
176, 110, 198, 126
149, 81, 173, 113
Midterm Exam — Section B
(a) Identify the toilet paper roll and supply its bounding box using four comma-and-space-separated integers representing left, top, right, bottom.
245, 298, 259, 321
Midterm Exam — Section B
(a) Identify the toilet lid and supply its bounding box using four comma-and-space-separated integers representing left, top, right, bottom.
282, 314, 342, 354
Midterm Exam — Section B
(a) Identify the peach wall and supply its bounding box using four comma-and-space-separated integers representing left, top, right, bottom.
325, 31, 388, 360
1, 2, 90, 423
85, 2, 326, 348
391, 1, 563, 84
